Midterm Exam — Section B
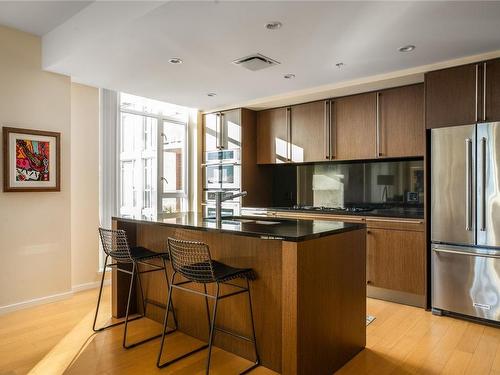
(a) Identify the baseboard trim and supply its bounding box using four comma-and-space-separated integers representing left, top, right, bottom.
71, 279, 110, 293
0, 290, 74, 316
0, 276, 110, 316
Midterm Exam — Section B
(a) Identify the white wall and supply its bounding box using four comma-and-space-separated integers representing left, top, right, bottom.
0, 26, 101, 309
0, 25, 71, 306
70, 82, 99, 288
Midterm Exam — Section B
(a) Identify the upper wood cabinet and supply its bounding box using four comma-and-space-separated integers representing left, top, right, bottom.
203, 109, 242, 152
332, 92, 377, 160
425, 58, 500, 128
378, 84, 424, 157
290, 101, 328, 163
256, 107, 289, 164
485, 58, 500, 122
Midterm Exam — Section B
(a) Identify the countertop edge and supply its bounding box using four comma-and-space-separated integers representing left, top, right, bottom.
111, 216, 366, 242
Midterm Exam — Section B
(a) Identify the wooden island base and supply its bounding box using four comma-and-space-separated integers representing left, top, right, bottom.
112, 218, 366, 374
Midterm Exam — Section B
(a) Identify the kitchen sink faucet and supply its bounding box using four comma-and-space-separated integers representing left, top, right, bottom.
215, 190, 247, 225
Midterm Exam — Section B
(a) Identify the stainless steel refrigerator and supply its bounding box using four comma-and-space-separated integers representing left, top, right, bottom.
431, 122, 500, 322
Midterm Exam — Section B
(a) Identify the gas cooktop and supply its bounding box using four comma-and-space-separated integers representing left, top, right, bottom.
289, 205, 374, 213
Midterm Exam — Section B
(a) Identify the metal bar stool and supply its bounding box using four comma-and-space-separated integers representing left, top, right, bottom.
94, 227, 178, 349
156, 237, 260, 374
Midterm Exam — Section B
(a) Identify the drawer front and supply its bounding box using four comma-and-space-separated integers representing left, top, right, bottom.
268, 211, 366, 223
366, 217, 424, 232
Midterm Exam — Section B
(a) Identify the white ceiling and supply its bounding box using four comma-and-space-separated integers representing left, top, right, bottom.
4, 1, 500, 111
0, 1, 91, 36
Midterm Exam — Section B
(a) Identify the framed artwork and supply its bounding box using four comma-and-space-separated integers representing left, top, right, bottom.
2, 127, 60, 192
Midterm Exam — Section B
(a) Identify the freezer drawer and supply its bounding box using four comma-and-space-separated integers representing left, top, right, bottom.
432, 244, 500, 322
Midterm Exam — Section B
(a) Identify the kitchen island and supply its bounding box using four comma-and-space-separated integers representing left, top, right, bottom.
112, 213, 366, 375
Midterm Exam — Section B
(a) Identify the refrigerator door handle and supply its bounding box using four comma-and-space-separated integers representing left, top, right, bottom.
433, 247, 500, 259
480, 137, 487, 231
465, 138, 473, 231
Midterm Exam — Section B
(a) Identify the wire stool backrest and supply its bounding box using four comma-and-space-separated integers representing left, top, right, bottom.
167, 238, 216, 283
98, 227, 133, 262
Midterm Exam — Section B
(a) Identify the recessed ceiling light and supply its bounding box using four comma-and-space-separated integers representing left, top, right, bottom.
284, 73, 296, 79
207, 93, 217, 97
335, 62, 345, 69
265, 21, 282, 30
398, 45, 416, 53
168, 57, 183, 64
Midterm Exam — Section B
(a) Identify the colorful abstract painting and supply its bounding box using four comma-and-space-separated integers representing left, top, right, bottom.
3, 127, 60, 192
15, 139, 50, 181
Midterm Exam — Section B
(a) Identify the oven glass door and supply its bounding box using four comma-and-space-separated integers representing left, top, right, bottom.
220, 164, 241, 189
205, 189, 241, 203
203, 203, 240, 218
205, 165, 222, 190
204, 149, 241, 164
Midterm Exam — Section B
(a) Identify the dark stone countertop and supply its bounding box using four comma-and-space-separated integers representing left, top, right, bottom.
266, 206, 424, 220
112, 212, 365, 242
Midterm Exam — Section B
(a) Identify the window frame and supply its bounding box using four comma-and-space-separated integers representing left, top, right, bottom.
118, 94, 189, 217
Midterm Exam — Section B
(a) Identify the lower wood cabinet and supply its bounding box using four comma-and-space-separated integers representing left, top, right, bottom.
366, 227, 425, 296
268, 211, 427, 307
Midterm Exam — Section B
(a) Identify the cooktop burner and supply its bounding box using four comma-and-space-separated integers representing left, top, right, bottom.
290, 205, 374, 213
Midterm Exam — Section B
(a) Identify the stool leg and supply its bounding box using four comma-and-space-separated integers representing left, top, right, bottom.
203, 284, 211, 334
206, 283, 220, 375
162, 258, 178, 330
157, 277, 173, 367
240, 279, 260, 374
92, 255, 109, 332
122, 262, 136, 349
136, 264, 147, 316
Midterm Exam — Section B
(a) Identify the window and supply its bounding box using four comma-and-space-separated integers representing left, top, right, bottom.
118, 93, 189, 219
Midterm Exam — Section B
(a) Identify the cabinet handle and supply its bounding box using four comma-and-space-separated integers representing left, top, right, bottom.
376, 92, 381, 157
367, 230, 371, 234
287, 107, 291, 162
324, 100, 330, 159
220, 113, 225, 149
216, 113, 221, 149
330, 100, 336, 160
484, 62, 487, 121
367, 280, 372, 285
475, 64, 479, 122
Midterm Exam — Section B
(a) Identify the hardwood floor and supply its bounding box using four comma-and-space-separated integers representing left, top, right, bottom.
1, 288, 500, 374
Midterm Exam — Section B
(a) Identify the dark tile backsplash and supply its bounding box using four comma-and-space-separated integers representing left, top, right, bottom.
272, 159, 424, 208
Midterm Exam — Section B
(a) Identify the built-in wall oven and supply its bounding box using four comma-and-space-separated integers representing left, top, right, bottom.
202, 149, 242, 218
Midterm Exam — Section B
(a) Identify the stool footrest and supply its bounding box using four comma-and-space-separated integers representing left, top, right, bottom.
157, 343, 209, 368
214, 326, 255, 343
93, 315, 142, 332
124, 327, 177, 349
240, 361, 260, 375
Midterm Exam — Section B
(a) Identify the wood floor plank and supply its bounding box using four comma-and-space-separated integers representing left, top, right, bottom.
3, 287, 500, 375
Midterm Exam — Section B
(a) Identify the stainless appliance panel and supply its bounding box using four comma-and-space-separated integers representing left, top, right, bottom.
477, 122, 500, 247
431, 125, 476, 245
432, 244, 500, 322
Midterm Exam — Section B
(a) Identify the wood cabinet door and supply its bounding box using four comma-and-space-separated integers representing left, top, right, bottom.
257, 107, 289, 164
425, 64, 478, 129
333, 92, 377, 160
220, 109, 241, 150
378, 84, 424, 158
485, 58, 500, 122
203, 113, 219, 152
290, 100, 328, 162
366, 228, 425, 295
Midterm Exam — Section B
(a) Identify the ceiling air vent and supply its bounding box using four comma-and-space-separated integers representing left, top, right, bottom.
232, 53, 280, 71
